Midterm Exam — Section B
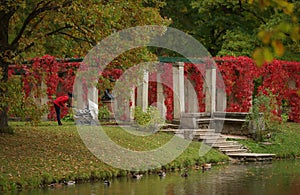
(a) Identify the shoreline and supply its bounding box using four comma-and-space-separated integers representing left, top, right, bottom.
1, 122, 299, 192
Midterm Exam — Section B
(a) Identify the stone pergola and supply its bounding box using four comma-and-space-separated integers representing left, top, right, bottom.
118, 60, 227, 122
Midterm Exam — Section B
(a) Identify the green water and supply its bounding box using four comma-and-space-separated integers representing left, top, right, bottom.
7, 160, 300, 195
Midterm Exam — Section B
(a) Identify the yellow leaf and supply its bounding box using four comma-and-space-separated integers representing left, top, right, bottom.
291, 26, 300, 41
258, 30, 272, 44
277, 22, 292, 33
253, 48, 264, 66
263, 47, 273, 62
272, 40, 285, 56
283, 3, 294, 15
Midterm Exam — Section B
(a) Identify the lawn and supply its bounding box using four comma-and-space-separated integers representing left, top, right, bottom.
238, 122, 300, 158
0, 122, 228, 191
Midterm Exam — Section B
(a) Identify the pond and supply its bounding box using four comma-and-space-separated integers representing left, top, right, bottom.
7, 160, 300, 195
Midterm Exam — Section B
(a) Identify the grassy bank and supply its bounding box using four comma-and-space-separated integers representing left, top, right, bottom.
0, 122, 228, 192
238, 122, 300, 159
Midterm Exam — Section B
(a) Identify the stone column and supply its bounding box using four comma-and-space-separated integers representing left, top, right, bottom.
173, 62, 185, 119
157, 67, 166, 120
87, 86, 98, 120
184, 77, 198, 113
211, 68, 216, 115
136, 69, 149, 112
41, 80, 49, 121
205, 69, 212, 114
130, 87, 136, 121
216, 88, 226, 112
74, 78, 86, 109
204, 68, 216, 115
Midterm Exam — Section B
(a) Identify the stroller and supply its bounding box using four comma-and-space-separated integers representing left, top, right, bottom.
74, 99, 99, 125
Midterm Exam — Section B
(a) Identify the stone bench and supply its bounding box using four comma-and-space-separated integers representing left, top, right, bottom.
180, 112, 250, 131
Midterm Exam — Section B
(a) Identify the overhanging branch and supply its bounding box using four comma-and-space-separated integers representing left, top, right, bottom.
10, 0, 72, 48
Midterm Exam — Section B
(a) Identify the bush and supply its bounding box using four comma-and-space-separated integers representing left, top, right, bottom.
98, 105, 111, 120
62, 112, 74, 122
1, 75, 48, 125
247, 91, 286, 141
133, 106, 165, 131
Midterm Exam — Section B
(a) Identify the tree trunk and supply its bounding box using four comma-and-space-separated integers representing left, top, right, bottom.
0, 108, 11, 133
0, 61, 12, 133
0, 10, 14, 133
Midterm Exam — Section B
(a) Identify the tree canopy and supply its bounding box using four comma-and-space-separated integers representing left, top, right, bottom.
0, 0, 169, 132
160, 0, 300, 64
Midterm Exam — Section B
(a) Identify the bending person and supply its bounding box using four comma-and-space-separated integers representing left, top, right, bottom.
53, 92, 73, 125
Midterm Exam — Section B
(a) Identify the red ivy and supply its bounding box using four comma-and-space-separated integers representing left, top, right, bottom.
8, 55, 300, 122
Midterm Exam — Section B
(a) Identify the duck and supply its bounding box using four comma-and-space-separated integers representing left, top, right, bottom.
132, 173, 143, 179
158, 171, 166, 177
48, 182, 64, 188
64, 180, 76, 186
181, 172, 188, 178
104, 179, 111, 186
202, 163, 212, 171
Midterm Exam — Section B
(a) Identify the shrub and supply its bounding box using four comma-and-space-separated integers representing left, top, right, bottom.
247, 91, 286, 141
1, 74, 48, 125
133, 106, 165, 131
98, 105, 111, 120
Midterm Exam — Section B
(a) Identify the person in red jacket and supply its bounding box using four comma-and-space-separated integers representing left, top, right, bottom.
53, 92, 73, 125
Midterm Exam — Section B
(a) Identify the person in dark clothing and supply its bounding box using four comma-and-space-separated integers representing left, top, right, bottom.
53, 92, 73, 125
101, 89, 114, 101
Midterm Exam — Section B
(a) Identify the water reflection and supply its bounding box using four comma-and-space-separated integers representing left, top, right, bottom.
8, 160, 300, 195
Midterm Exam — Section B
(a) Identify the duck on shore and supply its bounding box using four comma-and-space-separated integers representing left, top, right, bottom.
202, 163, 212, 171
181, 172, 188, 178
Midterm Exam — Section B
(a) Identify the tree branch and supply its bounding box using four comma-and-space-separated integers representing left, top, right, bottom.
10, 0, 72, 48
45, 24, 73, 36
58, 32, 94, 44
239, 1, 266, 24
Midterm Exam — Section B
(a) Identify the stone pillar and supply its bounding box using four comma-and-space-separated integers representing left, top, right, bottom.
216, 88, 226, 112
88, 86, 98, 120
41, 80, 49, 121
157, 68, 166, 120
184, 78, 198, 113
75, 79, 86, 109
173, 62, 185, 119
136, 69, 149, 112
130, 87, 136, 121
211, 68, 216, 115
205, 69, 212, 114
204, 68, 216, 115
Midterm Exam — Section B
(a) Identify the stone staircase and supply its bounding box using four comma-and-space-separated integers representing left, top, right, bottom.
162, 112, 275, 161
161, 128, 275, 161
172, 128, 249, 155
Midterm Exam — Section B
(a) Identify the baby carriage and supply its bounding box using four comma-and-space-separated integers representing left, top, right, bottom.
74, 99, 99, 125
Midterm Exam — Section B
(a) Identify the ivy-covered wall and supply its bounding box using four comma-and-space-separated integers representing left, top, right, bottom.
9, 55, 300, 122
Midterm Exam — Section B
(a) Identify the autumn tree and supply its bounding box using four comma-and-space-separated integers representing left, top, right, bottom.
0, 0, 169, 133
159, 0, 300, 63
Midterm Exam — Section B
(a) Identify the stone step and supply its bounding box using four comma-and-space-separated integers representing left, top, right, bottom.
222, 148, 249, 154
193, 133, 222, 139
213, 144, 242, 150
193, 132, 220, 136
201, 137, 227, 143
163, 128, 216, 133
214, 117, 247, 122
211, 141, 239, 146
227, 153, 276, 161
186, 129, 216, 133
